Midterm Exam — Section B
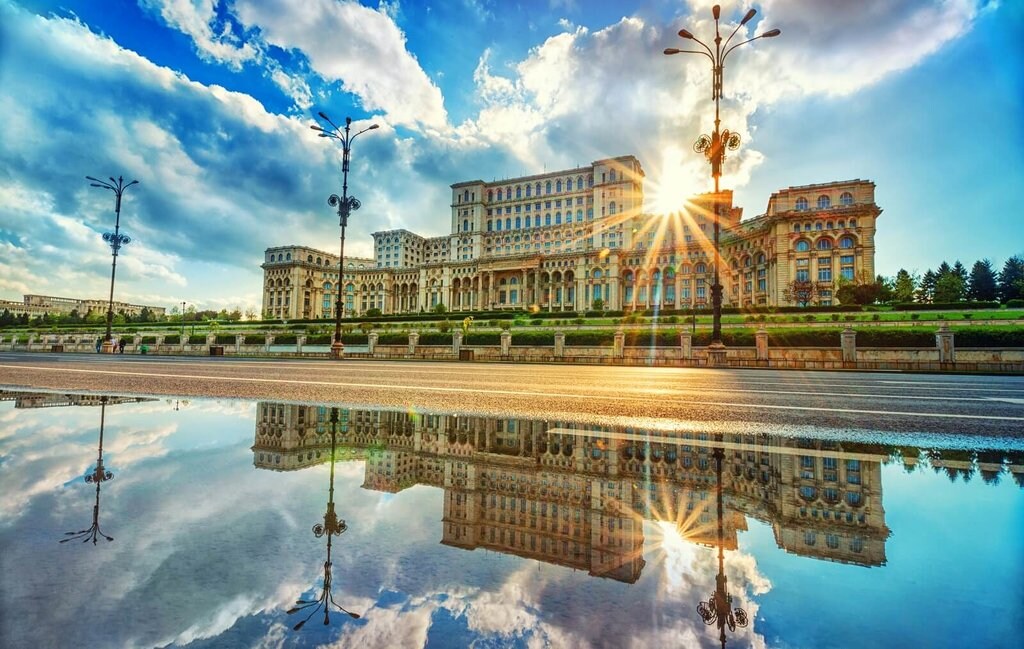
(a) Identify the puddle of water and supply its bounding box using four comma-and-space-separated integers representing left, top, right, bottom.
0, 390, 1021, 648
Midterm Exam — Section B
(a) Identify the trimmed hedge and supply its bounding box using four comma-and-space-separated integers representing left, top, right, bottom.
140, 336, 158, 344
163, 334, 180, 344
214, 334, 236, 344
274, 334, 297, 344
1006, 299, 1024, 309
893, 302, 1000, 311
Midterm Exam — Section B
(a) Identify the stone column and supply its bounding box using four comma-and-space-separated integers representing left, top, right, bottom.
264, 334, 274, 352
368, 332, 378, 354
408, 331, 419, 355
936, 324, 955, 364
755, 325, 769, 361
180, 334, 189, 352
296, 334, 305, 353
613, 329, 625, 358
554, 331, 565, 358
206, 332, 217, 346
28, 334, 36, 349
841, 326, 857, 364
156, 335, 165, 347
679, 331, 692, 360
500, 330, 511, 357
235, 334, 244, 353
452, 330, 462, 355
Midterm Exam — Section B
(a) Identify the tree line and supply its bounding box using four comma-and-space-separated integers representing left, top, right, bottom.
786, 255, 1024, 306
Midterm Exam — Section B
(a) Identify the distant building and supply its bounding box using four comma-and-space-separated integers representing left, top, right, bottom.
261, 155, 881, 318
0, 294, 166, 319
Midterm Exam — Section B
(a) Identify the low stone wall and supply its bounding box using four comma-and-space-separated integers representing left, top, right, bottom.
4, 328, 1022, 373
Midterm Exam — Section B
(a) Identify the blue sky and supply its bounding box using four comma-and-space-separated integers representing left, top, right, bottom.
0, 0, 1021, 313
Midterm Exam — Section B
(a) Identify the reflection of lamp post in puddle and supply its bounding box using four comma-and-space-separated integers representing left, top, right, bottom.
61, 396, 114, 545
697, 448, 748, 648
288, 407, 361, 630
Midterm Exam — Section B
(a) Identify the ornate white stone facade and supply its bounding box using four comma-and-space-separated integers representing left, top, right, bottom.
261, 155, 881, 318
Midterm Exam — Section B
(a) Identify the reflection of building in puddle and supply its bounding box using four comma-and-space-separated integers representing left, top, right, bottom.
259, 406, 999, 581
0, 390, 155, 409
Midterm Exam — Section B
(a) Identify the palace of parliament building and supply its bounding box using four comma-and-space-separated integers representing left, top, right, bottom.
261, 155, 881, 319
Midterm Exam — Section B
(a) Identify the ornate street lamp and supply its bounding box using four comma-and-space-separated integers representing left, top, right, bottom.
86, 175, 139, 354
288, 408, 361, 629
311, 114, 379, 359
61, 396, 115, 545
696, 447, 749, 648
665, 5, 779, 366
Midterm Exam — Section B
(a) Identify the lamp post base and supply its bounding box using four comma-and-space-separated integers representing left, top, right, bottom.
330, 341, 345, 360
706, 341, 727, 367
100, 340, 116, 354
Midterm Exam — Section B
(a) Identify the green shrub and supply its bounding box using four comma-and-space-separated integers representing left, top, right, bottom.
274, 334, 297, 345
465, 332, 501, 345
417, 332, 451, 345
163, 334, 181, 344
1006, 299, 1024, 308
844, 315, 857, 322
377, 333, 407, 345
954, 327, 1024, 347
963, 313, 973, 320
499, 321, 512, 331
910, 314, 920, 320
512, 331, 555, 346
488, 319, 500, 328
830, 314, 840, 322
803, 314, 816, 322
215, 334, 236, 344
529, 320, 542, 326
893, 301, 1000, 311
339, 334, 369, 344
437, 319, 452, 333
305, 334, 333, 344
872, 314, 881, 321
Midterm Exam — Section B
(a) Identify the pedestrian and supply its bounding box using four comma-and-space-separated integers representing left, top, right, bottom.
95, 338, 102, 353
118, 338, 127, 354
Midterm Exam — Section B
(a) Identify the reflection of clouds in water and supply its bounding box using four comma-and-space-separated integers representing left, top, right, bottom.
2, 400, 777, 649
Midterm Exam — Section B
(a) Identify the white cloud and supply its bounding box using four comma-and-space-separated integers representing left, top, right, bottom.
234, 0, 449, 131
139, 0, 260, 69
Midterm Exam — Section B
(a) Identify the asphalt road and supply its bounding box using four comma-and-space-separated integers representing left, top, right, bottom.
1, 352, 1023, 438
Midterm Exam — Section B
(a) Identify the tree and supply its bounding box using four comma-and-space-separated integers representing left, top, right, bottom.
998, 255, 1024, 303
892, 269, 917, 303
432, 303, 447, 314
935, 261, 952, 278
875, 274, 894, 304
934, 273, 965, 303
244, 307, 258, 321
952, 261, 968, 285
228, 308, 243, 321
783, 279, 821, 307
967, 259, 998, 301
917, 269, 937, 303
836, 273, 882, 305
591, 298, 605, 311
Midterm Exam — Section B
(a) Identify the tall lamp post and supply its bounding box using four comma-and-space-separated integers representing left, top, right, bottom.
696, 447, 749, 648
61, 396, 115, 545
87, 175, 139, 354
288, 408, 361, 629
665, 5, 779, 366
311, 113, 379, 359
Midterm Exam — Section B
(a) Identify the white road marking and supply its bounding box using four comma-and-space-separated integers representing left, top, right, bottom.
2, 363, 1022, 423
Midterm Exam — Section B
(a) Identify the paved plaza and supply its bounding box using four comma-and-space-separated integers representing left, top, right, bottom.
1, 352, 1022, 437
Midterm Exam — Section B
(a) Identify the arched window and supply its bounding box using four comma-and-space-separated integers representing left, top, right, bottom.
463, 219, 469, 232
487, 190, 493, 202
817, 238, 832, 250
796, 197, 808, 211
609, 201, 616, 215
505, 187, 512, 200
757, 253, 766, 264
307, 255, 313, 263
525, 184, 532, 197
576, 209, 583, 222
588, 175, 594, 187
556, 180, 562, 192
546, 181, 552, 194
515, 217, 522, 228
818, 195, 831, 209
505, 218, 511, 230
795, 240, 810, 252
535, 215, 541, 227
840, 191, 854, 206
815, 222, 823, 231
555, 212, 561, 224
286, 253, 291, 260
536, 182, 542, 195
593, 269, 602, 279
849, 219, 857, 228
316, 257, 322, 265
487, 220, 493, 232
609, 170, 617, 182
846, 492, 862, 506
839, 236, 855, 249
587, 208, 593, 220
516, 185, 522, 198
695, 263, 707, 273
793, 224, 801, 233
577, 175, 584, 189
566, 178, 573, 191
324, 282, 332, 291
827, 221, 834, 230
496, 220, 502, 231
545, 214, 551, 226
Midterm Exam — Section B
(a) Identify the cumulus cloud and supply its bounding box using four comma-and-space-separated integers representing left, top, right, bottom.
233, 0, 449, 132
139, 0, 260, 69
